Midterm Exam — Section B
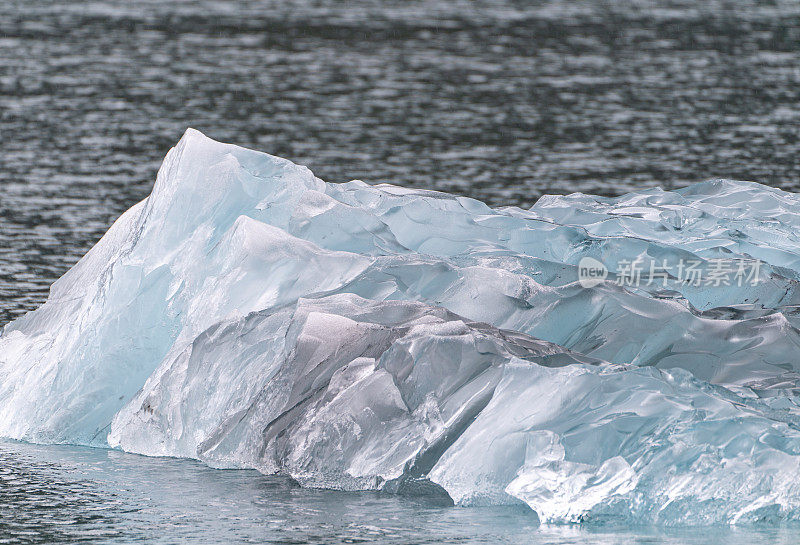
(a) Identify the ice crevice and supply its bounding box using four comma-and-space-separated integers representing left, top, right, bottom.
3, 129, 800, 524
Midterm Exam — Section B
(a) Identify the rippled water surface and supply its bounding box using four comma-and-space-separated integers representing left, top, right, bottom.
3, 1, 800, 542
4, 0, 800, 322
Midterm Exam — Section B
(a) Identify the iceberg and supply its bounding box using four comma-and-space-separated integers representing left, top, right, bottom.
3, 128, 800, 524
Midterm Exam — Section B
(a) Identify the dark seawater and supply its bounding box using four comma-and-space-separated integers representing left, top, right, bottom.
3, 0, 800, 542
4, 0, 800, 323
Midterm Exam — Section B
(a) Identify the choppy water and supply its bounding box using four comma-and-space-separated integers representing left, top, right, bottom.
3, 0, 800, 542
4, 0, 800, 323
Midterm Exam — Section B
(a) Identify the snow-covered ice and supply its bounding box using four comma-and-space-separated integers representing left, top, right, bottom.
3, 129, 800, 524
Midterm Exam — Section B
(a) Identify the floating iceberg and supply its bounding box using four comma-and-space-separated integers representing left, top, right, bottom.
3, 129, 800, 524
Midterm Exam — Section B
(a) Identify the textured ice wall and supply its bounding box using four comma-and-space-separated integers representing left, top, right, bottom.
3, 129, 800, 524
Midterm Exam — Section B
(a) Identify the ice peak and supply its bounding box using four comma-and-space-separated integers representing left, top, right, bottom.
4, 133, 800, 524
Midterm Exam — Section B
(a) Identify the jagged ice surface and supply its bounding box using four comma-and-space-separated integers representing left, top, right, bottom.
3, 129, 800, 524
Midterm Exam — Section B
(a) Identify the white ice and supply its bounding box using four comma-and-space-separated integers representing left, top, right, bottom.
3, 129, 800, 524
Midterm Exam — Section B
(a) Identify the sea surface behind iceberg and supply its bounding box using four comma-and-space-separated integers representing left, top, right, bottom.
3, 130, 800, 525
